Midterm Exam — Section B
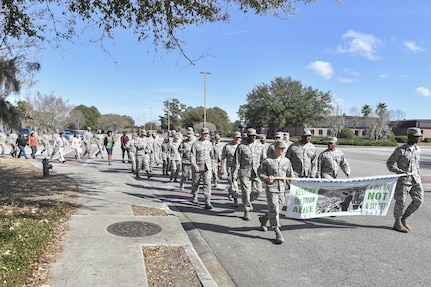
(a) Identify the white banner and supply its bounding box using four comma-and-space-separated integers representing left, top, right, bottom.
285, 175, 400, 219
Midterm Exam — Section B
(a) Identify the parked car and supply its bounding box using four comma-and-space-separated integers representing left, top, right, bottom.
20, 128, 32, 141
64, 130, 75, 141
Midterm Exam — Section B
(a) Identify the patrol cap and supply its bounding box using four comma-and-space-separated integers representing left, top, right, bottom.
284, 132, 290, 137
215, 134, 220, 139
302, 130, 312, 136
274, 140, 288, 149
260, 135, 266, 140
407, 127, 422, 137
247, 128, 257, 136
328, 137, 337, 143
200, 127, 209, 134
233, 131, 241, 138
275, 132, 284, 138
187, 130, 194, 136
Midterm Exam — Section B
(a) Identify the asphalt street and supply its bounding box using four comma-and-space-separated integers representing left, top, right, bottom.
157, 146, 431, 287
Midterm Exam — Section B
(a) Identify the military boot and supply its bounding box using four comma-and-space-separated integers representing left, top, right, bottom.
204, 198, 213, 209
233, 197, 238, 207
393, 218, 409, 233
275, 228, 285, 244
401, 216, 412, 231
243, 210, 251, 221
192, 194, 198, 204
259, 216, 268, 232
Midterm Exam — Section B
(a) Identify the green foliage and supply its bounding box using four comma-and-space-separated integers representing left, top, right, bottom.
339, 127, 355, 139
0, 206, 71, 287
74, 105, 101, 130
239, 77, 333, 131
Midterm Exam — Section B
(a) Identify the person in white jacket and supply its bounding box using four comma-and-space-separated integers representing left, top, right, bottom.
71, 133, 82, 161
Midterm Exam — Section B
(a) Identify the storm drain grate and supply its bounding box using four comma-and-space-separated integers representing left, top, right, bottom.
107, 221, 162, 237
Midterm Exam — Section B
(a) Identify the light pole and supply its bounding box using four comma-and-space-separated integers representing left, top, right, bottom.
200, 72, 211, 128
149, 107, 153, 130
166, 98, 172, 132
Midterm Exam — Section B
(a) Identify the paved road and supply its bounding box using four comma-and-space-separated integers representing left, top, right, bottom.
155, 146, 431, 287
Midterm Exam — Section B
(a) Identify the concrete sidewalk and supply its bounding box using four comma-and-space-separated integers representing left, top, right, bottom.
32, 145, 218, 287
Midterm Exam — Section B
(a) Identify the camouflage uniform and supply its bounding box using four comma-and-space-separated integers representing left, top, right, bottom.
258, 140, 294, 243
221, 132, 241, 204
387, 127, 424, 232
126, 135, 138, 173
82, 128, 93, 159
179, 132, 196, 190
168, 136, 182, 182
50, 130, 60, 159
233, 128, 266, 220
211, 135, 222, 187
286, 135, 317, 178
135, 133, 152, 179
94, 131, 105, 159
190, 128, 214, 209
317, 146, 351, 179
40, 131, 52, 156
161, 138, 171, 175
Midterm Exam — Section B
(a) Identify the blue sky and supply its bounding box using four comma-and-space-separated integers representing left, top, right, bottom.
25, 0, 430, 125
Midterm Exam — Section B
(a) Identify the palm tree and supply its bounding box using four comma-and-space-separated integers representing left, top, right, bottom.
376, 102, 387, 118
361, 104, 372, 117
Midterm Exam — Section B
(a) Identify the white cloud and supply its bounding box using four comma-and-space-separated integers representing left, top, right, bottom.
404, 41, 426, 53
336, 30, 382, 60
379, 73, 390, 79
337, 77, 357, 83
305, 61, 334, 79
344, 68, 360, 76
415, 87, 431, 97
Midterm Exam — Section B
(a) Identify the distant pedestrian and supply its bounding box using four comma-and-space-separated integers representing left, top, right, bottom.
179, 131, 196, 191
135, 132, 152, 179
258, 140, 294, 244
286, 130, 317, 178
126, 134, 138, 173
104, 130, 115, 165
50, 129, 60, 159
233, 128, 266, 220
168, 134, 182, 182
120, 131, 130, 163
28, 132, 38, 159
54, 132, 69, 163
8, 129, 19, 158
40, 130, 52, 156
161, 137, 170, 175
190, 127, 214, 209
94, 130, 105, 159
16, 133, 29, 159
317, 137, 351, 179
71, 132, 83, 161
221, 131, 242, 206
386, 127, 424, 233
82, 127, 93, 159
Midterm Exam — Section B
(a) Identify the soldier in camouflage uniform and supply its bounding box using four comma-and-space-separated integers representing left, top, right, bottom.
126, 134, 138, 173
286, 130, 317, 178
50, 129, 60, 159
94, 130, 105, 159
387, 127, 424, 233
190, 127, 214, 209
82, 127, 94, 159
220, 131, 242, 206
135, 132, 152, 179
211, 134, 222, 187
317, 137, 351, 179
40, 130, 52, 156
233, 128, 266, 221
161, 137, 171, 175
168, 134, 182, 182
258, 140, 294, 244
179, 131, 196, 191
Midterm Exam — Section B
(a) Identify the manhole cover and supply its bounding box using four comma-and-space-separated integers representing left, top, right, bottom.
107, 221, 162, 237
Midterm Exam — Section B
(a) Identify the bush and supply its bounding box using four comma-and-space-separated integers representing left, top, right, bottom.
339, 127, 355, 139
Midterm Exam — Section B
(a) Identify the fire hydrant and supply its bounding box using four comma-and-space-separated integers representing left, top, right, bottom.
42, 157, 53, 177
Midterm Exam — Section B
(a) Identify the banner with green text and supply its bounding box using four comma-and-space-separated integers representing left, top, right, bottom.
285, 175, 401, 219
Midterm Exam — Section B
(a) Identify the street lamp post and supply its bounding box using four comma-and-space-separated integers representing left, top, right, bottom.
200, 72, 211, 128
166, 98, 172, 132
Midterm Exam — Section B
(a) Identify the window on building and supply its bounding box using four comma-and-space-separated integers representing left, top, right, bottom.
318, 129, 323, 135
354, 130, 359, 136
310, 129, 315, 135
